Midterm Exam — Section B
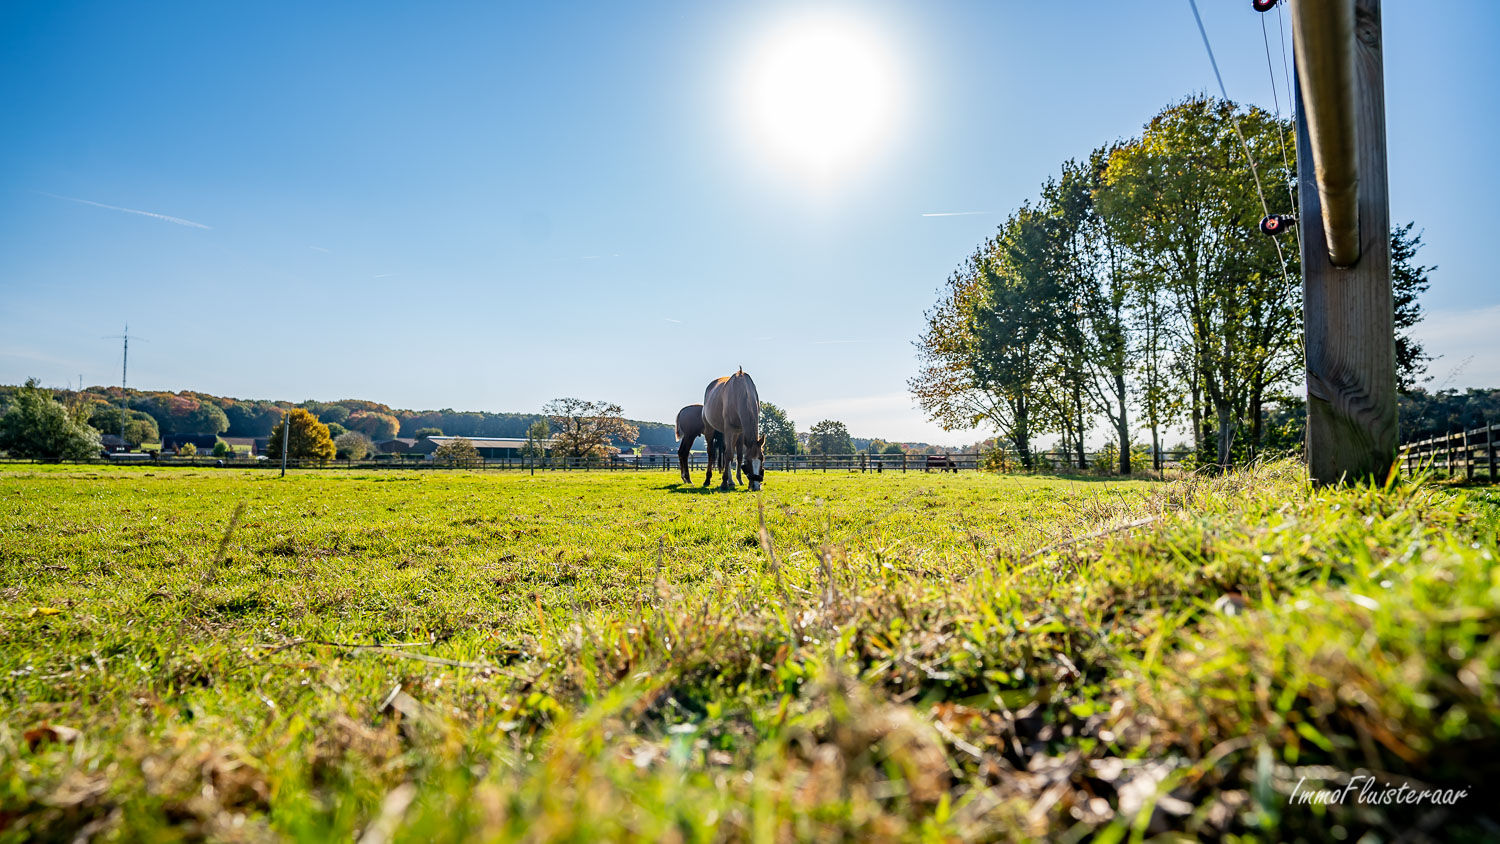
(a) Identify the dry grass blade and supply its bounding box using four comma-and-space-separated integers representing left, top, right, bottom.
1022, 516, 1158, 561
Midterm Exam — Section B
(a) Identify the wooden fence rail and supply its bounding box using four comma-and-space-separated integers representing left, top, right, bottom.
1400, 423, 1499, 481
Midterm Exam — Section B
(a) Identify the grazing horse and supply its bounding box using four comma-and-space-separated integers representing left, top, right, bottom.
702, 369, 766, 491
674, 404, 724, 484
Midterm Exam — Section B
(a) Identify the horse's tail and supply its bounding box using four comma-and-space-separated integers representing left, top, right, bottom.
675, 419, 683, 440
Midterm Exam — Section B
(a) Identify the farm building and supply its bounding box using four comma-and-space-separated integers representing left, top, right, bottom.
162, 433, 218, 453
375, 438, 419, 454
99, 434, 129, 453
411, 436, 551, 459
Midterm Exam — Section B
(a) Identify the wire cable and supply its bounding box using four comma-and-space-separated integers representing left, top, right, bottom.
1261, 14, 1297, 213
1187, 0, 1271, 218
1185, 0, 1295, 283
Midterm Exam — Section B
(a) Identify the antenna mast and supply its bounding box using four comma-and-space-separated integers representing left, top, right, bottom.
101, 325, 147, 451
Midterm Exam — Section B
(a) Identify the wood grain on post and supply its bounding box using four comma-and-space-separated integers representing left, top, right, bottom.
1298, 0, 1398, 485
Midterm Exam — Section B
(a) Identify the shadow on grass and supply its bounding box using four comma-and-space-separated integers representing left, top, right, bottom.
652, 483, 749, 494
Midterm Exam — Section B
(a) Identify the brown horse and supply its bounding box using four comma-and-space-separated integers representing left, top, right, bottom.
702, 369, 765, 491
674, 404, 724, 484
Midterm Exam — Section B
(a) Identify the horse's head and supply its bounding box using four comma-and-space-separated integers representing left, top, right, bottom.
740, 434, 767, 491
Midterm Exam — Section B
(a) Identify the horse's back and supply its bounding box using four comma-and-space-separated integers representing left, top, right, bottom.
676, 404, 704, 440
705, 372, 758, 432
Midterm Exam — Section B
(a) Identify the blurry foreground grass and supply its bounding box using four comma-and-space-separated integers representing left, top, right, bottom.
1, 463, 1497, 842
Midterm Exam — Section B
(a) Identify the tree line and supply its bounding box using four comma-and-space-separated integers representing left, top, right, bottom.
0, 386, 680, 450
911, 97, 1432, 473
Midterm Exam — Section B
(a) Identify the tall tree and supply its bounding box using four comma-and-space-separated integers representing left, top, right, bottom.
806, 419, 855, 454
912, 216, 1056, 469
1101, 97, 1299, 470
1061, 148, 1135, 474
0, 379, 101, 459
544, 398, 638, 459
760, 402, 798, 455
1390, 222, 1434, 393
265, 408, 336, 461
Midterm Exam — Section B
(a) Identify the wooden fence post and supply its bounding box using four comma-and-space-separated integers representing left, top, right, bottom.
1487, 422, 1497, 482
1464, 427, 1474, 480
1297, 0, 1399, 485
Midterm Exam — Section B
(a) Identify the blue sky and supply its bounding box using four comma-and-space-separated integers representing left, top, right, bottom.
2, 1, 1496, 444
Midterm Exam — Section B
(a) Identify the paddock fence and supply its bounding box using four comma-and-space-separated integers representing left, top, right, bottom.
1400, 423, 1499, 481
0, 449, 1194, 474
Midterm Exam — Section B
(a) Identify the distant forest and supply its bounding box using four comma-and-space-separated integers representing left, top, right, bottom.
0, 385, 677, 449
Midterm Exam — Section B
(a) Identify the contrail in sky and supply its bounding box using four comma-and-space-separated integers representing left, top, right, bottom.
41, 192, 211, 229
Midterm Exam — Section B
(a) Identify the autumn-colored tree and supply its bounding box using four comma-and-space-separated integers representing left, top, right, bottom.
265, 408, 336, 461
346, 411, 400, 440
131, 393, 230, 436
544, 398, 638, 459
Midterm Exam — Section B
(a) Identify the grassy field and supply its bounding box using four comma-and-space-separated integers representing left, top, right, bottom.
1, 464, 1497, 842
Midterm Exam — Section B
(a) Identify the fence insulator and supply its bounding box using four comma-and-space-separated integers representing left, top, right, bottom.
1252, 0, 1279, 12
1259, 214, 1297, 236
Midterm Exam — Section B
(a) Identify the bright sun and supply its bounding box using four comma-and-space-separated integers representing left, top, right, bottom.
740, 14, 900, 181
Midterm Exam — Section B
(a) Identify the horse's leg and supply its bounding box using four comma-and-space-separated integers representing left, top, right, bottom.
678, 433, 692, 483
721, 430, 738, 490
702, 425, 715, 487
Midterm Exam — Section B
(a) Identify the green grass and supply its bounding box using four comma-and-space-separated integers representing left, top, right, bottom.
1, 464, 1496, 842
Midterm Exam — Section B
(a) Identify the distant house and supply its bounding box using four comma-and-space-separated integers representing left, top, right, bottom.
412, 436, 551, 459
375, 438, 419, 454
99, 434, 129, 453
162, 433, 218, 453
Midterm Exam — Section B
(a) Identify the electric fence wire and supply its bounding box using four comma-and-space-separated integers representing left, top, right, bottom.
1274, 3, 1304, 253
1185, 0, 1295, 284
1261, 12, 1298, 215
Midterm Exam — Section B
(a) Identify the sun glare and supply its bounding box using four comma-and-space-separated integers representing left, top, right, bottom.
740, 14, 901, 182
